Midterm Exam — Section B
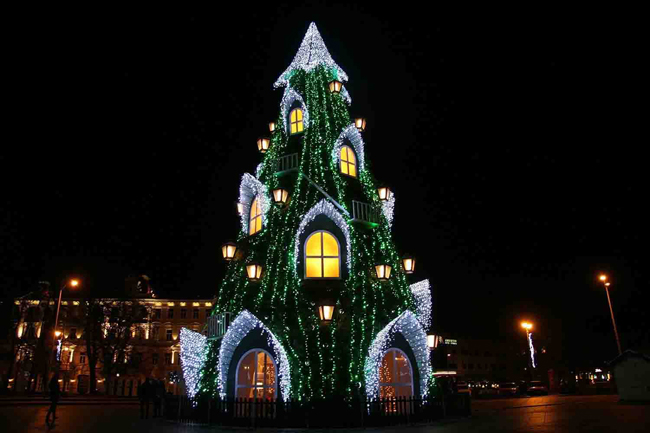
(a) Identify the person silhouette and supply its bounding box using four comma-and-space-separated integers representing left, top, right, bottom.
46, 373, 61, 426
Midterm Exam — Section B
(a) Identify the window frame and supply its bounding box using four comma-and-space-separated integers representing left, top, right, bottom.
234, 348, 278, 400
339, 145, 358, 178
378, 348, 414, 398
289, 108, 304, 135
249, 196, 263, 236
304, 230, 342, 280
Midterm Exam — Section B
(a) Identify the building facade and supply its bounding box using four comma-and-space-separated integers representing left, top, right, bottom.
5, 277, 215, 396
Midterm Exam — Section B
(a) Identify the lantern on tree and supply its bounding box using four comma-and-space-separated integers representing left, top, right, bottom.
402, 255, 416, 274
221, 242, 238, 261
257, 137, 270, 153
427, 334, 436, 349
328, 80, 343, 94
236, 202, 244, 215
377, 186, 392, 202
269, 122, 276, 133
246, 263, 264, 282
272, 188, 289, 205
375, 263, 392, 281
318, 304, 335, 324
354, 118, 366, 132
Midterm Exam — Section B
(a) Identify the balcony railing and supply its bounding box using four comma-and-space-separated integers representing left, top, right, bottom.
351, 200, 380, 225
275, 153, 300, 174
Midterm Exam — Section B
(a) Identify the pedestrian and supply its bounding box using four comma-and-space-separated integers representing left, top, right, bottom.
139, 377, 151, 419
46, 373, 61, 426
153, 380, 162, 417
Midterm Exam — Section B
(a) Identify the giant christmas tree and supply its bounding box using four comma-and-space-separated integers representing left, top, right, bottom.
180, 22, 432, 401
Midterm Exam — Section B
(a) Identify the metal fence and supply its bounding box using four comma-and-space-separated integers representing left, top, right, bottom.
165, 394, 470, 428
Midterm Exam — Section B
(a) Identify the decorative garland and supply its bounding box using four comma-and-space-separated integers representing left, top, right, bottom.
293, 199, 352, 276
217, 310, 291, 400
410, 280, 432, 329
274, 22, 348, 88
238, 173, 271, 235
179, 328, 207, 399
364, 310, 431, 397
332, 124, 366, 171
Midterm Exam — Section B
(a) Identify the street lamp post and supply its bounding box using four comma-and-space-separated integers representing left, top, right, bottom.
51, 279, 79, 373
599, 275, 622, 356
521, 322, 535, 379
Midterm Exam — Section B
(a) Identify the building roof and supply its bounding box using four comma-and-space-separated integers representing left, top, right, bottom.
608, 350, 650, 366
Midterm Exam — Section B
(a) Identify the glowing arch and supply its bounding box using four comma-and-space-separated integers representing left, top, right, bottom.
217, 310, 291, 400
281, 88, 309, 135
332, 124, 365, 172
294, 199, 351, 275
364, 310, 431, 397
238, 173, 270, 235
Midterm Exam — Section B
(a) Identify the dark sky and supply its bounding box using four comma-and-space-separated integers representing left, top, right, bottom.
2, 5, 647, 366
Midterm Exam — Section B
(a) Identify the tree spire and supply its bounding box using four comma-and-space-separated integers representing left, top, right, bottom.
274, 22, 348, 88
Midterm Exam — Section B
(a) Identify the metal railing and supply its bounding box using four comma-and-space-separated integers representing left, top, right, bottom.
352, 200, 381, 224
166, 394, 470, 428
275, 153, 300, 173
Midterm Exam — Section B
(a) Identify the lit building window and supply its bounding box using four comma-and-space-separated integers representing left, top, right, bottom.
235, 349, 277, 400
379, 348, 413, 398
340, 145, 357, 177
305, 230, 340, 279
290, 108, 304, 135
249, 197, 263, 235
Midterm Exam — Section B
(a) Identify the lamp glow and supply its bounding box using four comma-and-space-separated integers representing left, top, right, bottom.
402, 255, 416, 274
354, 118, 366, 132
268, 122, 276, 133
318, 305, 335, 323
377, 186, 392, 202
221, 242, 238, 261
272, 188, 289, 205
375, 264, 392, 280
329, 80, 343, 94
246, 263, 263, 282
257, 137, 270, 153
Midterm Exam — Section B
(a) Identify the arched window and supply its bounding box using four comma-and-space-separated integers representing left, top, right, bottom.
379, 348, 413, 398
235, 349, 277, 400
340, 145, 357, 177
249, 197, 262, 235
305, 230, 340, 278
290, 108, 304, 135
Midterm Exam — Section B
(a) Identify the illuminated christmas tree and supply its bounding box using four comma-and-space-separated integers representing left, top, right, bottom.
180, 22, 432, 401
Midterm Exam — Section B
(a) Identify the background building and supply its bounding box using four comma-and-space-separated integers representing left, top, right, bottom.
3, 276, 215, 396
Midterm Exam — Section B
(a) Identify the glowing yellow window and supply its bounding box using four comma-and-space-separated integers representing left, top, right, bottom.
305, 231, 340, 278
340, 145, 357, 177
290, 108, 304, 135
249, 197, 263, 235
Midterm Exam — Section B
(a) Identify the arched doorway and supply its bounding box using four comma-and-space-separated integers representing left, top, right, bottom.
379, 348, 413, 398
235, 349, 277, 400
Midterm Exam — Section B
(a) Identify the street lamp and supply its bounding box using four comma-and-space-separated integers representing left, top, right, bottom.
598, 274, 622, 356
521, 322, 536, 370
51, 278, 79, 375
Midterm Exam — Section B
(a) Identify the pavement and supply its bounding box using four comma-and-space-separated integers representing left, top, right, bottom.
0, 394, 648, 433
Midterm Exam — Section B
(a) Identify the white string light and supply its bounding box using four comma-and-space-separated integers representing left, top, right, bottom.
341, 86, 352, 105
410, 280, 432, 329
294, 199, 351, 276
364, 310, 431, 398
280, 87, 310, 135
179, 328, 207, 399
238, 173, 271, 235
274, 22, 348, 88
332, 124, 365, 171
381, 193, 395, 228
217, 310, 291, 400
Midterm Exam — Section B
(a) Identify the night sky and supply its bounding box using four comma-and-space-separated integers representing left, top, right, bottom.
2, 5, 647, 366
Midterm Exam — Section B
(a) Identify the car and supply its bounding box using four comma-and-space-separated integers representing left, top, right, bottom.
456, 381, 470, 394
498, 382, 519, 397
526, 381, 549, 395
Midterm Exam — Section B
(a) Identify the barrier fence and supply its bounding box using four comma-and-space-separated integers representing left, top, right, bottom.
164, 394, 471, 428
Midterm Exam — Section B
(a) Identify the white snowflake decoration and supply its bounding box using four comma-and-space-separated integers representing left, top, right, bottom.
274, 22, 348, 88
364, 310, 431, 397
294, 199, 351, 276
410, 280, 432, 329
238, 173, 270, 235
280, 87, 310, 135
179, 328, 207, 399
217, 310, 291, 400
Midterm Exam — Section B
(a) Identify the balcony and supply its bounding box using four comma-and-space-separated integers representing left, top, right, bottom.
351, 200, 380, 225
275, 153, 300, 174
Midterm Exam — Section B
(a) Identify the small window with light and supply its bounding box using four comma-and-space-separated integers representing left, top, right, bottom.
249, 197, 263, 235
340, 145, 357, 177
305, 230, 340, 279
290, 108, 304, 135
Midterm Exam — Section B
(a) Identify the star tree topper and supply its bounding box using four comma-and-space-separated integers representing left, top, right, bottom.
274, 22, 349, 88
